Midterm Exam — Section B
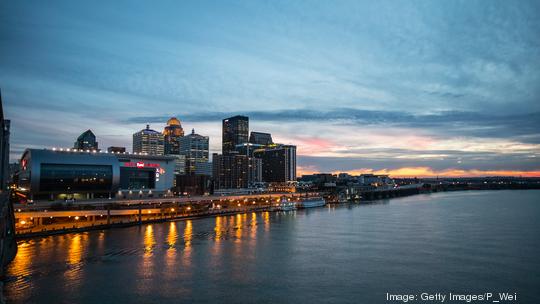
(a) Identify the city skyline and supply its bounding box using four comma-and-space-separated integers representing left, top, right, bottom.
1, 1, 540, 177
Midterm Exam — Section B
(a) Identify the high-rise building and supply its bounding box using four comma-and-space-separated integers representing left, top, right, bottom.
179, 129, 209, 175
163, 117, 184, 155
249, 132, 273, 145
254, 144, 297, 182
133, 124, 164, 155
222, 115, 248, 155
212, 153, 261, 189
74, 130, 98, 151
212, 154, 247, 189
172, 154, 186, 175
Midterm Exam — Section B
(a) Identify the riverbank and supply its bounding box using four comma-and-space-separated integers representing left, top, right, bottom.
14, 206, 273, 240
15, 186, 540, 240
6, 190, 540, 304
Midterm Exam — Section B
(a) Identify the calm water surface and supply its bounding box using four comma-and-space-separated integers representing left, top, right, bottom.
5, 190, 540, 303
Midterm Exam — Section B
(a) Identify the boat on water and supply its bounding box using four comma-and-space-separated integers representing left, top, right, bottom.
297, 197, 326, 209
275, 198, 297, 211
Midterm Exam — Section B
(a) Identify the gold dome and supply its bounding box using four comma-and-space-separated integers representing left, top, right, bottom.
167, 117, 181, 126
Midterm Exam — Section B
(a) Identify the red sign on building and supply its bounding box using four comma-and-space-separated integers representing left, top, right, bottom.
123, 162, 160, 168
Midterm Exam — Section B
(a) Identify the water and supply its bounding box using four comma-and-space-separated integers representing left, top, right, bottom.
5, 190, 540, 303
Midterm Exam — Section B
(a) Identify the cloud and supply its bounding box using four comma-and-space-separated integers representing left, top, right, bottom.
2, 0, 540, 177
125, 108, 540, 142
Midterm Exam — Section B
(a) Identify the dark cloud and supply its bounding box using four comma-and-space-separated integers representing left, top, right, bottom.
126, 108, 540, 141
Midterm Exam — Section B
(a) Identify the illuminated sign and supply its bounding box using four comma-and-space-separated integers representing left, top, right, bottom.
21, 159, 27, 170
123, 162, 160, 168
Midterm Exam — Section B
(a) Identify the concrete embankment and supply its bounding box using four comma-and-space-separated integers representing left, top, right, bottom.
15, 206, 273, 240
0, 193, 17, 304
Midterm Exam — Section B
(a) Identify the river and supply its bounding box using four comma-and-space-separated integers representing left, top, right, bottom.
4, 190, 540, 303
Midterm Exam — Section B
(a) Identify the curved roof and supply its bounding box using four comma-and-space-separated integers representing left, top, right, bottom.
167, 117, 181, 126
77, 129, 96, 141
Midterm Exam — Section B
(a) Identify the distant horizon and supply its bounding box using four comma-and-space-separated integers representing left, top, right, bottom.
1, 1, 539, 178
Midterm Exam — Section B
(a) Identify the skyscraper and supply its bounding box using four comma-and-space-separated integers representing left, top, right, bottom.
254, 144, 297, 182
249, 131, 273, 145
179, 129, 209, 175
163, 117, 184, 155
133, 124, 164, 155
74, 130, 98, 151
222, 115, 248, 155
213, 154, 247, 189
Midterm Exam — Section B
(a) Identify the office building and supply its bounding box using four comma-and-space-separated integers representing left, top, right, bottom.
172, 154, 186, 176
74, 130, 98, 151
194, 161, 212, 176
212, 153, 260, 189
254, 144, 297, 182
133, 124, 164, 155
179, 129, 209, 175
249, 132, 273, 145
163, 117, 184, 155
222, 115, 248, 155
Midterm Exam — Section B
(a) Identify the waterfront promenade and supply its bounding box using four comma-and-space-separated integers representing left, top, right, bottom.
13, 192, 314, 238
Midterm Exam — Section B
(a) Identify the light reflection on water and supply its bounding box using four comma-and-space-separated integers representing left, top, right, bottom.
4, 190, 540, 304
165, 222, 177, 270
64, 233, 87, 288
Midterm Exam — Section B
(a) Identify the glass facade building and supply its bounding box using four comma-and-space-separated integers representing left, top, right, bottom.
18, 149, 176, 201
133, 124, 165, 155
163, 117, 184, 155
39, 164, 112, 192
222, 115, 248, 155
179, 129, 209, 175
74, 129, 98, 151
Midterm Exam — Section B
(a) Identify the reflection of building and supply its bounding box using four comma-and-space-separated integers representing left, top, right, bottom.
18, 149, 175, 201
222, 115, 248, 155
179, 129, 209, 175
163, 117, 184, 155
254, 145, 296, 182
74, 130, 98, 151
133, 124, 164, 155
107, 146, 126, 154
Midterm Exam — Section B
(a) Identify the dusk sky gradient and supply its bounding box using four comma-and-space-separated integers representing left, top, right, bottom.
1, 0, 540, 177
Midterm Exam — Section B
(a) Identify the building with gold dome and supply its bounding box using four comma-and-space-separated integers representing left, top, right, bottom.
163, 117, 184, 155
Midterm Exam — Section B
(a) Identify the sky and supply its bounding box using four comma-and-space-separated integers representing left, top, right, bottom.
1, 0, 539, 177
